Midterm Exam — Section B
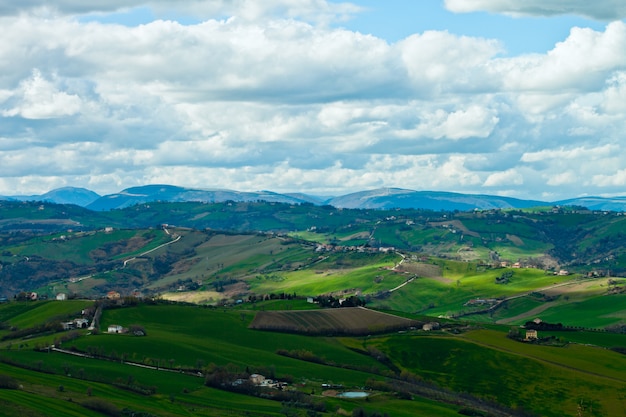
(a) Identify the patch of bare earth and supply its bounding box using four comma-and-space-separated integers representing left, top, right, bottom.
506, 234, 524, 246
169, 257, 200, 275
222, 281, 248, 298
396, 262, 442, 277
496, 303, 554, 324
162, 290, 224, 304
340, 231, 370, 241
429, 220, 480, 238
541, 279, 607, 296
250, 307, 420, 335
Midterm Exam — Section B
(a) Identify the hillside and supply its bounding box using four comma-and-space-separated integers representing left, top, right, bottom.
4, 200, 626, 306
1, 300, 626, 416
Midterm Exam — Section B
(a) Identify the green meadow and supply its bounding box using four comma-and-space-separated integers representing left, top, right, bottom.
1, 301, 476, 417
0, 300, 92, 331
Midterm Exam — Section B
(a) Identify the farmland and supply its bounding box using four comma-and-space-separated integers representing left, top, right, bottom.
249, 307, 420, 335
1, 299, 626, 416
2, 200, 626, 415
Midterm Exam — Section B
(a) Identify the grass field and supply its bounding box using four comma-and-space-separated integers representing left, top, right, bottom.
369, 329, 626, 417
0, 300, 92, 331
0, 301, 477, 417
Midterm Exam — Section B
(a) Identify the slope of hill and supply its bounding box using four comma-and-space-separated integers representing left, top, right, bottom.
86, 185, 315, 211
555, 196, 626, 212
326, 188, 547, 210
1, 300, 626, 417
10, 187, 100, 207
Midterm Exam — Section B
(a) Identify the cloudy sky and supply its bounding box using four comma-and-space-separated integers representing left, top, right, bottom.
1, 0, 626, 200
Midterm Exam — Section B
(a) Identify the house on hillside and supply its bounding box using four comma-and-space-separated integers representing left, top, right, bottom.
249, 374, 265, 385
422, 322, 441, 331
74, 318, 89, 328
108, 325, 124, 334
106, 291, 121, 300
525, 329, 538, 341
62, 318, 90, 330
56, 293, 67, 301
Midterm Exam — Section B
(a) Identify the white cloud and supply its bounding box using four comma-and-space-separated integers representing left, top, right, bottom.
495, 22, 626, 94
483, 169, 523, 186
0, 7, 625, 200
2, 69, 82, 119
398, 30, 502, 94
521, 144, 617, 163
546, 171, 577, 186
444, 0, 626, 20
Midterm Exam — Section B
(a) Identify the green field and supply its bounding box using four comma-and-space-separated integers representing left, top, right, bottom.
4, 202, 626, 415
0, 301, 480, 416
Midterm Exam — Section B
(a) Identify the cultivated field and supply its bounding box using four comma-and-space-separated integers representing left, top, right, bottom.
249, 307, 420, 335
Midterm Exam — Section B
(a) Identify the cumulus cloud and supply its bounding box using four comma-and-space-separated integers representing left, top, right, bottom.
0, 6, 625, 199
483, 169, 523, 186
444, 0, 626, 20
2, 70, 82, 119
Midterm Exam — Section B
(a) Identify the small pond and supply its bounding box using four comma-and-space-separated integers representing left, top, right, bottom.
338, 391, 369, 398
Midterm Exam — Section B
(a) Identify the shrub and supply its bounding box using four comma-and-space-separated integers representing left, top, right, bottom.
0, 374, 19, 389
81, 398, 120, 417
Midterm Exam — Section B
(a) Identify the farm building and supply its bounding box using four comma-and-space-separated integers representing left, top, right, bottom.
62, 318, 90, 330
249, 374, 265, 385
107, 291, 121, 300
525, 329, 538, 341
422, 322, 441, 331
108, 325, 124, 333
56, 293, 67, 301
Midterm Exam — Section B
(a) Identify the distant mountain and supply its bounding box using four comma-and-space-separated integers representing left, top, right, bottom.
5, 184, 626, 212
555, 196, 626, 212
86, 185, 316, 211
7, 187, 100, 207
327, 188, 547, 211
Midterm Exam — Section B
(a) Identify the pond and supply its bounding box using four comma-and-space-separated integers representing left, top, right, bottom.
338, 391, 369, 398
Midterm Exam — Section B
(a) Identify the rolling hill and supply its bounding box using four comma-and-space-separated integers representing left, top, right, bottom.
5, 184, 626, 211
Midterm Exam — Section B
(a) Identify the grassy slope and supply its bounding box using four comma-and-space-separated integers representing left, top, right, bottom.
369, 329, 626, 417
0, 300, 92, 330
0, 302, 465, 417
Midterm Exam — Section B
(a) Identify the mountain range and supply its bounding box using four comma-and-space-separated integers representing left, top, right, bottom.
1, 184, 625, 212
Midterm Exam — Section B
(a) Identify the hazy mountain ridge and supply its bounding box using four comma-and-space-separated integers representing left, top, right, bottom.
1, 187, 101, 207
3, 184, 626, 212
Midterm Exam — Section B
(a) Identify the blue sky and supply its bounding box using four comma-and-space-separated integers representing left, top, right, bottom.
1, 1, 626, 200
341, 0, 607, 55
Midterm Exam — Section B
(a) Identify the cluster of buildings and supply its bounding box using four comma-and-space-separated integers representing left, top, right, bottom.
232, 374, 288, 389
61, 318, 90, 331
315, 244, 395, 253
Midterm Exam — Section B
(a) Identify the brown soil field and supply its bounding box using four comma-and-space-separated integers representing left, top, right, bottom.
396, 262, 442, 278
429, 220, 480, 237
249, 307, 420, 335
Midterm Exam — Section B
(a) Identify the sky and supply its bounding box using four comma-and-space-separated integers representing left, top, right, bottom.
1, 1, 626, 201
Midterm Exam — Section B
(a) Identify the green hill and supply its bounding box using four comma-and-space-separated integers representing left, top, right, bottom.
1, 300, 626, 416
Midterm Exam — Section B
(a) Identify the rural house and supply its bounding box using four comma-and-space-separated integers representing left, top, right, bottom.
422, 322, 441, 331
108, 325, 124, 333
525, 329, 538, 341
106, 291, 121, 300
249, 374, 265, 385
